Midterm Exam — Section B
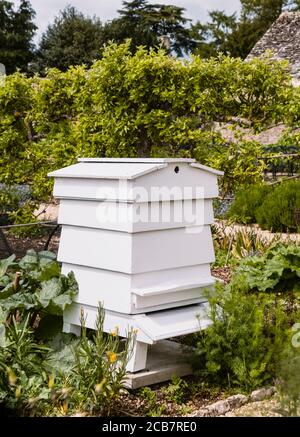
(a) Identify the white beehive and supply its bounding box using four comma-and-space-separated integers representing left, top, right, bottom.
49, 158, 223, 372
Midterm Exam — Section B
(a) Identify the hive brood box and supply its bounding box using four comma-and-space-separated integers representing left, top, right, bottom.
49, 158, 223, 374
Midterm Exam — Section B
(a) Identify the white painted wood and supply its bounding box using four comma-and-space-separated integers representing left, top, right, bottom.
134, 302, 212, 342
58, 225, 214, 273
62, 263, 213, 313
49, 161, 220, 202
63, 303, 154, 344
132, 163, 219, 201
62, 263, 211, 295
52, 177, 135, 202
132, 293, 208, 312
48, 162, 167, 180
51, 157, 221, 372
124, 341, 193, 388
62, 262, 213, 313
63, 322, 81, 336
132, 277, 214, 296
126, 341, 148, 373
78, 158, 196, 164
131, 264, 211, 289
58, 198, 215, 232
190, 162, 224, 176
63, 302, 212, 344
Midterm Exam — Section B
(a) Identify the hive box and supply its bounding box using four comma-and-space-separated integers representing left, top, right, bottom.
49, 158, 223, 373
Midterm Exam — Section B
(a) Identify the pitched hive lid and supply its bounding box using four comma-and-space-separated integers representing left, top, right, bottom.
48, 157, 223, 180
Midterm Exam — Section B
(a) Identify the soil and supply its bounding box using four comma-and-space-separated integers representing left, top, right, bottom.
0, 228, 60, 259
112, 376, 233, 417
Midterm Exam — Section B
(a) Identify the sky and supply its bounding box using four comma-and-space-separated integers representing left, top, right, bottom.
15, 1, 241, 43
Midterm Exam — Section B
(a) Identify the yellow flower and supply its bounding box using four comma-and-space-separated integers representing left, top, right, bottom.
133, 328, 139, 334
15, 387, 21, 399
107, 351, 117, 363
111, 326, 119, 337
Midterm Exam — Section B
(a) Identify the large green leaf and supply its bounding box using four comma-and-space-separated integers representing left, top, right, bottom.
38, 278, 62, 309
18, 249, 39, 269
0, 283, 14, 300
0, 254, 16, 277
45, 333, 79, 373
0, 292, 37, 312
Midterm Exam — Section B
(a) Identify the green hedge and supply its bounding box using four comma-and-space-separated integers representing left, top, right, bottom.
228, 184, 272, 224
0, 42, 297, 225
228, 180, 300, 232
256, 180, 300, 233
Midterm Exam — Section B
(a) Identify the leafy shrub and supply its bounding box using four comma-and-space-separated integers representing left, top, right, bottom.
0, 303, 135, 415
0, 314, 54, 414
276, 345, 300, 416
0, 44, 296, 223
193, 283, 299, 391
0, 249, 79, 414
0, 250, 78, 341
138, 387, 166, 417
228, 180, 300, 232
161, 375, 188, 404
65, 306, 136, 415
228, 184, 272, 224
229, 243, 300, 294
256, 180, 300, 233
0, 250, 135, 416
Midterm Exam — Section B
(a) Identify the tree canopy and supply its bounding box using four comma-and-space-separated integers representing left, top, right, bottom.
0, 43, 298, 214
103, 0, 195, 56
0, 0, 36, 74
193, 0, 300, 59
35, 6, 105, 72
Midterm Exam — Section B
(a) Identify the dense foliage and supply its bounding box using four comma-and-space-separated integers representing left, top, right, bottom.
194, 243, 300, 390
193, 0, 300, 59
0, 0, 36, 74
34, 6, 105, 73
228, 180, 300, 232
0, 43, 296, 222
194, 284, 299, 390
0, 250, 78, 340
103, 0, 195, 57
256, 180, 300, 232
228, 184, 272, 224
229, 243, 300, 293
30, 0, 196, 73
0, 251, 134, 415
3, 1, 300, 74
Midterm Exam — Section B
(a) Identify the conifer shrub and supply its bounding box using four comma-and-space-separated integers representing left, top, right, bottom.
256, 180, 300, 233
193, 284, 299, 391
228, 180, 300, 232
228, 184, 272, 224
193, 243, 300, 391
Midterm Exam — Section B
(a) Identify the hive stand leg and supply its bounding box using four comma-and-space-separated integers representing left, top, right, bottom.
63, 322, 81, 336
126, 341, 148, 373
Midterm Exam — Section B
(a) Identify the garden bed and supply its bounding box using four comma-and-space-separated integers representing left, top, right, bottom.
215, 219, 300, 244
